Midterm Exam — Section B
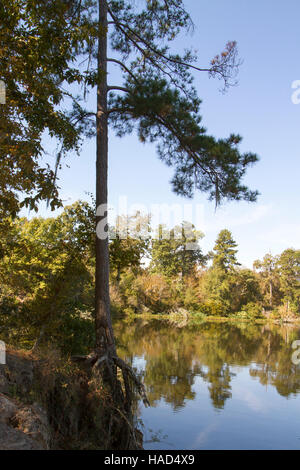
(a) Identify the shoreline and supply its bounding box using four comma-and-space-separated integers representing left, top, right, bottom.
124, 312, 300, 327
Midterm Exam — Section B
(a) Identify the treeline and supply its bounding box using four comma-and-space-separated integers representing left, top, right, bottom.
111, 217, 300, 319
0, 201, 299, 352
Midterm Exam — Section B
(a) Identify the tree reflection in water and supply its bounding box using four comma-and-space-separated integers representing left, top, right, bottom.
114, 318, 300, 411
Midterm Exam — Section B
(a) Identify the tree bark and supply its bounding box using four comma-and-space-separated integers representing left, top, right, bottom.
95, 0, 115, 354
87, 2, 149, 429
269, 280, 273, 307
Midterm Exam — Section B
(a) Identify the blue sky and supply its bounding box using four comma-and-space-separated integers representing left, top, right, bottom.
35, 0, 300, 267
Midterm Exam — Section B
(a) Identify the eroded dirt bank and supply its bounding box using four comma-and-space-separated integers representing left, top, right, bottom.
0, 350, 142, 450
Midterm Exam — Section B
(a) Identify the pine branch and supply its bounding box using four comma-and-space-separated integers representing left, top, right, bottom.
108, 6, 210, 74
108, 4, 240, 90
107, 86, 130, 93
107, 58, 139, 83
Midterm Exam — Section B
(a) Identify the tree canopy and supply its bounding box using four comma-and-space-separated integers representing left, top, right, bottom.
0, 0, 95, 216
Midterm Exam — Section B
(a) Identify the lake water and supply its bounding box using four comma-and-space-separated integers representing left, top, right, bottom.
114, 317, 300, 450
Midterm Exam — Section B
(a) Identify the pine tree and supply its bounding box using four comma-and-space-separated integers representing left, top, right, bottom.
55, 1, 260, 407
212, 229, 240, 272
1, 0, 259, 354
2, 1, 260, 445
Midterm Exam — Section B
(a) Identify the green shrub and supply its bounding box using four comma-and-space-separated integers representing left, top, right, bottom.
237, 302, 263, 319
198, 300, 227, 316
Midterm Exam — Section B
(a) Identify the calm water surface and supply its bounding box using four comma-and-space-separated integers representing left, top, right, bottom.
114, 318, 300, 450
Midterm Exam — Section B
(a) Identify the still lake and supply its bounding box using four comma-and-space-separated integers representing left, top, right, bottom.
114, 317, 300, 450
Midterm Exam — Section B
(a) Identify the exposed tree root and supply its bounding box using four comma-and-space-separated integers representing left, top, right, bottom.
72, 350, 149, 408
72, 349, 149, 449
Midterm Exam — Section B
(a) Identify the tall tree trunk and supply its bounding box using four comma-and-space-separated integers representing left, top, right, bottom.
269, 280, 273, 307
95, 0, 115, 354
81, 4, 149, 443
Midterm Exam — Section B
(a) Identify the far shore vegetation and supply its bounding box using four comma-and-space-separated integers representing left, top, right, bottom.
1, 200, 299, 354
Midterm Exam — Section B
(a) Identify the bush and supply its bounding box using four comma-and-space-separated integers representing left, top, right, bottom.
237, 302, 263, 319
198, 300, 227, 316
270, 304, 299, 320
113, 271, 179, 314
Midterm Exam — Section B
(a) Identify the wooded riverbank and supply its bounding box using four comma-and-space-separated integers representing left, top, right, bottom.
0, 349, 142, 450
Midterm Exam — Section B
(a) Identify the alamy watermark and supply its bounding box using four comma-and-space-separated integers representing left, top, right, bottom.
96, 196, 205, 250
0, 341, 6, 365
291, 80, 300, 104
291, 340, 300, 365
